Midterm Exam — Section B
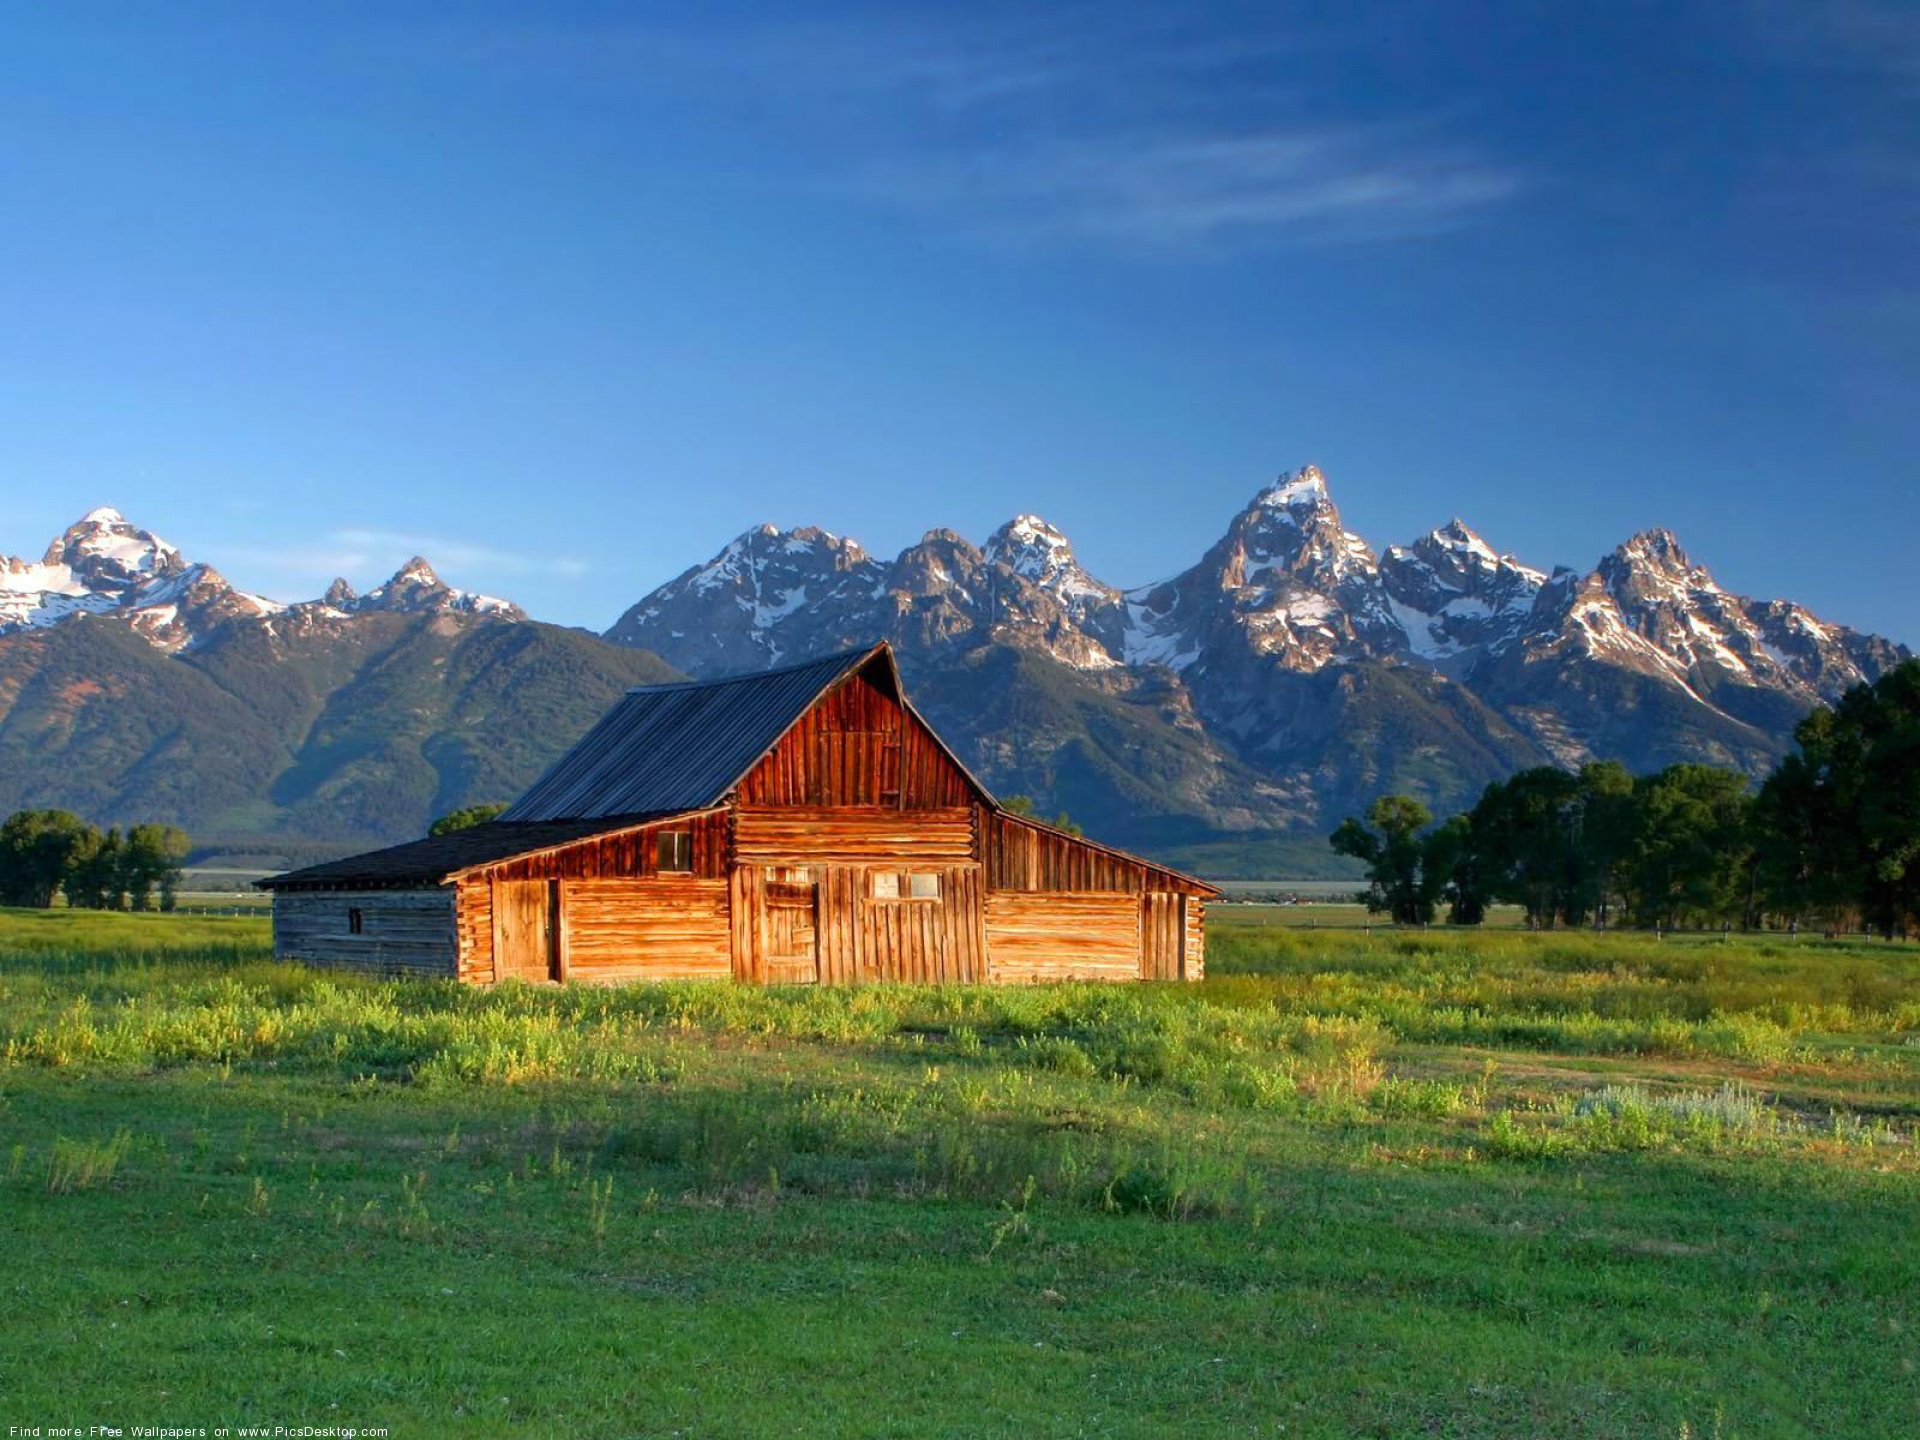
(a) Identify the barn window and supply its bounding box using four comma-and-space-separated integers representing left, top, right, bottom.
656, 830, 693, 873
347, 907, 364, 935
871, 872, 940, 901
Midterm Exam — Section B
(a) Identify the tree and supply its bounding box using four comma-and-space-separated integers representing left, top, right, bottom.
66, 827, 126, 910
1572, 761, 1638, 927
122, 824, 189, 912
1621, 766, 1752, 929
1755, 660, 1920, 935
1468, 768, 1584, 927
1421, 814, 1480, 925
0, 810, 93, 908
429, 803, 510, 837
1331, 795, 1438, 924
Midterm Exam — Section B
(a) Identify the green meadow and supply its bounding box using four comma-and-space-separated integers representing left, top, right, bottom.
1, 907, 1916, 1437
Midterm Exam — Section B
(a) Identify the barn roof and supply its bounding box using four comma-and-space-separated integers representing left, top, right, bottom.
499, 642, 988, 822
257, 814, 689, 890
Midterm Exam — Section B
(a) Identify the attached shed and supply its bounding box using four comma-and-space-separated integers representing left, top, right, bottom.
260, 642, 1217, 985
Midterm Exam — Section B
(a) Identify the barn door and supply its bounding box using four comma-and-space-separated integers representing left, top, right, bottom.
494, 879, 557, 982
764, 868, 820, 984
1141, 893, 1185, 981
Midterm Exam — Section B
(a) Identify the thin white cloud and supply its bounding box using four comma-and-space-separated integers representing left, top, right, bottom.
863, 129, 1517, 252
423, 9, 1517, 255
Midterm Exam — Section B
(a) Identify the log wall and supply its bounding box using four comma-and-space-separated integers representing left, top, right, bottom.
455, 881, 494, 984
736, 671, 976, 808
1141, 892, 1183, 981
562, 878, 731, 983
733, 806, 974, 867
1185, 900, 1206, 982
733, 862, 987, 985
471, 812, 727, 883
983, 892, 1142, 983
272, 890, 456, 977
982, 811, 1209, 897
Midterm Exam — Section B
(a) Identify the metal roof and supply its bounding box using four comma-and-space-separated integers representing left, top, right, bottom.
499, 645, 891, 822
257, 814, 686, 890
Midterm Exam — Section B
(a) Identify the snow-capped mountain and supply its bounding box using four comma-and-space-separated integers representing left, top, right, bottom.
0, 511, 521, 651
602, 465, 1909, 819
1379, 519, 1547, 667
0, 509, 640, 851
0, 507, 282, 653
604, 517, 1131, 673
316, 557, 524, 622
1121, 466, 1402, 675
0, 476, 1908, 856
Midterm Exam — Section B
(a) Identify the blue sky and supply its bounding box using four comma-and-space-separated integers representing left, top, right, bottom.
2, 1, 1916, 638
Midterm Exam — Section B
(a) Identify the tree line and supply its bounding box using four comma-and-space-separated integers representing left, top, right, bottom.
1332, 660, 1920, 936
0, 810, 190, 911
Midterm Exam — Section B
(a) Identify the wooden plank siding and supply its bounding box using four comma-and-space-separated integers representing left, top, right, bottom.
735, 671, 976, 809
982, 810, 1210, 897
272, 890, 457, 977
733, 806, 974, 866
1141, 892, 1183, 981
562, 878, 731, 983
492, 879, 554, 982
984, 892, 1142, 982
466, 812, 727, 884
846, 865, 985, 984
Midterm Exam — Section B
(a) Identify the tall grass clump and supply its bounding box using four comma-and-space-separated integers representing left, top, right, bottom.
44, 1130, 133, 1194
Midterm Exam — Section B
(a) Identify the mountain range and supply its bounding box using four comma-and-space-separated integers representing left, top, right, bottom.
0, 474, 1905, 872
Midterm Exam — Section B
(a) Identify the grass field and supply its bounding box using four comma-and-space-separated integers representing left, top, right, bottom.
1, 908, 1916, 1437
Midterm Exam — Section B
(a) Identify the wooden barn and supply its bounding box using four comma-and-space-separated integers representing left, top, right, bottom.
260, 642, 1216, 986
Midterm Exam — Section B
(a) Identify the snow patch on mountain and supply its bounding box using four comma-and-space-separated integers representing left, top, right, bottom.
0, 511, 525, 650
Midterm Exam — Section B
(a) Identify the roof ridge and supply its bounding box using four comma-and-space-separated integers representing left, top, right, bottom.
625, 642, 884, 694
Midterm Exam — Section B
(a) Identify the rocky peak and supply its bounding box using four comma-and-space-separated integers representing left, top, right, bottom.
1221, 466, 1377, 589
985, 514, 1120, 616
985, 514, 1070, 571
349, 557, 522, 619
602, 522, 891, 671
894, 529, 982, 582
1256, 464, 1333, 515
324, 577, 358, 608
39, 507, 187, 595
1, 507, 286, 646
1380, 520, 1547, 662
1599, 528, 1722, 605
